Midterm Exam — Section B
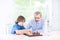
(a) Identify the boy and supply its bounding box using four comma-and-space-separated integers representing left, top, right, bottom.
11, 15, 32, 35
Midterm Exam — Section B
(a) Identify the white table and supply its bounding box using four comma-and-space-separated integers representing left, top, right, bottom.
0, 31, 60, 40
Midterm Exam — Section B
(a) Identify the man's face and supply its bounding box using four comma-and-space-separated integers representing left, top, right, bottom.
34, 14, 41, 22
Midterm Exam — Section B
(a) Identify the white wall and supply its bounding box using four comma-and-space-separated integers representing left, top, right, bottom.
0, 0, 60, 34
52, 0, 60, 31
0, 0, 15, 34
46, 0, 60, 32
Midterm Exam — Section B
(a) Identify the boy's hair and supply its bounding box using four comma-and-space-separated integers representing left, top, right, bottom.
15, 15, 25, 24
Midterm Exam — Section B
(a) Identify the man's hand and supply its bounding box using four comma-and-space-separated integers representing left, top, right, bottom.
23, 30, 33, 35
33, 32, 40, 35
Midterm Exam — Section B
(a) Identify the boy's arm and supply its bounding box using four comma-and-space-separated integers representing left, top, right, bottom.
16, 30, 24, 35
15, 30, 32, 35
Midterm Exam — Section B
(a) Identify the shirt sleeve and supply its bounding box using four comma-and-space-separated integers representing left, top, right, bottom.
11, 25, 18, 34
38, 19, 48, 36
22, 26, 26, 29
27, 21, 32, 29
37, 19, 45, 35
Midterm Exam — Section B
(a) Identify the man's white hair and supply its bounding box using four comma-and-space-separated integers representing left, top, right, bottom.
34, 11, 41, 15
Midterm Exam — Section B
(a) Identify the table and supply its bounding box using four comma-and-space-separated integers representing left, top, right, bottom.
0, 31, 60, 40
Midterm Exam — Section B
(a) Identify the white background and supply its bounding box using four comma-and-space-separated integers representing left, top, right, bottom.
0, 0, 60, 34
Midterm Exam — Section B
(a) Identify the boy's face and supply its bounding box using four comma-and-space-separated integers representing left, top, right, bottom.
18, 21, 24, 26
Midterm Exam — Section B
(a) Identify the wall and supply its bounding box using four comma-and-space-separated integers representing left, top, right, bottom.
52, 0, 60, 31
0, 0, 15, 34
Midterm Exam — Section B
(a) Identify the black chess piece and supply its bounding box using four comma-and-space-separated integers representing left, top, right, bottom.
24, 32, 43, 37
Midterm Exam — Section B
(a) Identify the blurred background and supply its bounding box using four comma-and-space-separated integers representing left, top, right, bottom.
0, 0, 60, 34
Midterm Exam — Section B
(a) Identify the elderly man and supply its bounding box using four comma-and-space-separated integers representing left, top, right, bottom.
27, 11, 45, 35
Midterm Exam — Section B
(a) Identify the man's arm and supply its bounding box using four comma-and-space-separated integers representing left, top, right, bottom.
27, 20, 33, 29
38, 20, 48, 35
37, 19, 45, 35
